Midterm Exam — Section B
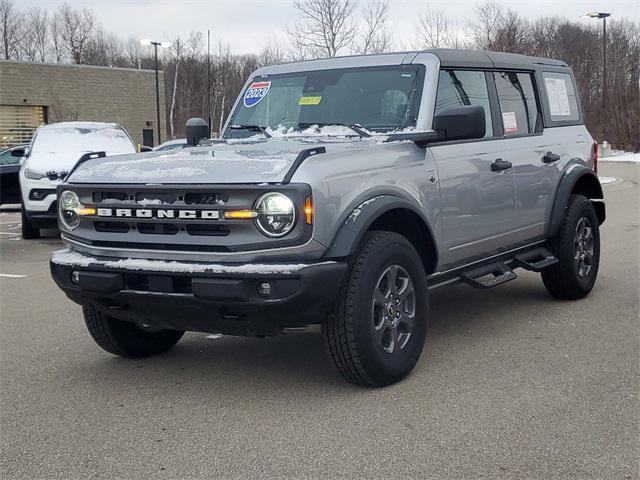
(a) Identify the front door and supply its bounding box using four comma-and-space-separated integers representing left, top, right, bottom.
429, 69, 517, 268
142, 129, 154, 148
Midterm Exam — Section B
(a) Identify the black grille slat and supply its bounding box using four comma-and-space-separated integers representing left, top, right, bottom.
94, 221, 130, 233
185, 224, 230, 236
90, 240, 230, 252
137, 223, 179, 235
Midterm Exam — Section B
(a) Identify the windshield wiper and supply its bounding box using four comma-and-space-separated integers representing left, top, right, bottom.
228, 124, 271, 138
297, 122, 371, 138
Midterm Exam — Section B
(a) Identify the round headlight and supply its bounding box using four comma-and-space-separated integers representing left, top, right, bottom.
59, 190, 80, 230
254, 192, 296, 237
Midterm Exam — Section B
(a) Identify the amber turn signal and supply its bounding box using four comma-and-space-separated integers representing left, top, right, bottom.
304, 197, 313, 225
74, 207, 96, 216
224, 210, 258, 219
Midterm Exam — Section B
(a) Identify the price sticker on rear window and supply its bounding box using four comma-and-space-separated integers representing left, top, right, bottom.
299, 96, 322, 106
502, 111, 518, 133
243, 81, 271, 108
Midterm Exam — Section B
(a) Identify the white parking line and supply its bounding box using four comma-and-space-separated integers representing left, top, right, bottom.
0, 273, 27, 278
0, 232, 19, 235
0, 221, 20, 225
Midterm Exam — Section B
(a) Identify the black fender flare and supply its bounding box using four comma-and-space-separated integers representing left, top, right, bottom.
547, 164, 604, 238
325, 194, 439, 269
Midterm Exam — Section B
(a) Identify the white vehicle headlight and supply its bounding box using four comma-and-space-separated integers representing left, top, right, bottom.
59, 190, 82, 230
254, 192, 296, 237
24, 168, 46, 180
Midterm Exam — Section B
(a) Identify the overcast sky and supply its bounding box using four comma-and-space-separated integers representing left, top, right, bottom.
18, 0, 640, 55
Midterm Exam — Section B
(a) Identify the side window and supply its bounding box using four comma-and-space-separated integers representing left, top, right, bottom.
542, 72, 580, 121
435, 70, 493, 137
493, 72, 540, 136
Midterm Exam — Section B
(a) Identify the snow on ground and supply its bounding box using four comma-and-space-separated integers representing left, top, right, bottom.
598, 176, 618, 185
600, 151, 640, 163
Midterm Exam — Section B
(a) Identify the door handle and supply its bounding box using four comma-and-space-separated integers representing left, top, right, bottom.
491, 158, 512, 172
542, 152, 561, 163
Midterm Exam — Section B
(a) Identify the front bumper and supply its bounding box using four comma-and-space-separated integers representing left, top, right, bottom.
50, 249, 347, 336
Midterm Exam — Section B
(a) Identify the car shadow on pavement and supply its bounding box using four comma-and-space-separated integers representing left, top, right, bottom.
74, 273, 559, 393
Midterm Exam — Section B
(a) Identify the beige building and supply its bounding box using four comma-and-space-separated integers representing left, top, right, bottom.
0, 60, 165, 148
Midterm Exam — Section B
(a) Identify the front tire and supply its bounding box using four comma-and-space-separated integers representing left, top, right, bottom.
542, 194, 600, 300
21, 206, 40, 239
83, 304, 184, 358
323, 231, 429, 387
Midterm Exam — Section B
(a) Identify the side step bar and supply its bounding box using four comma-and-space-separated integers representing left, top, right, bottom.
512, 248, 558, 272
460, 263, 518, 289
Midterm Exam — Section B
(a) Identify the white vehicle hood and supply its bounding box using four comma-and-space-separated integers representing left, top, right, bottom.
67, 137, 382, 184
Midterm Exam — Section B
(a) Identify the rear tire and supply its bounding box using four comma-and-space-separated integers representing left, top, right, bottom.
323, 231, 429, 387
542, 194, 600, 300
83, 304, 184, 358
21, 206, 40, 239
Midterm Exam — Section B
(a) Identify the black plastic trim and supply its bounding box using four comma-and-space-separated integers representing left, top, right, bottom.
282, 147, 326, 184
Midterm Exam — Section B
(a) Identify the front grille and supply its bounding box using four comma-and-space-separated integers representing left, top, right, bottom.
68, 184, 312, 253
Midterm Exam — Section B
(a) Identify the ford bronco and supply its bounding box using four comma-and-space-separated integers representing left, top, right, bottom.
50, 49, 604, 387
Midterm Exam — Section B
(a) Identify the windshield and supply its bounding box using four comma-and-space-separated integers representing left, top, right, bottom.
224, 65, 425, 139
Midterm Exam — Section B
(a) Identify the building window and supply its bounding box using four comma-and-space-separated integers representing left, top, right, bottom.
0, 105, 47, 148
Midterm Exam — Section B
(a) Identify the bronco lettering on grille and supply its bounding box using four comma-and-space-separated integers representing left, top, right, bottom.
96, 208, 220, 220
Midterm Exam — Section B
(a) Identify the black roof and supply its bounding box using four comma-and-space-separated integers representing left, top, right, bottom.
424, 48, 569, 70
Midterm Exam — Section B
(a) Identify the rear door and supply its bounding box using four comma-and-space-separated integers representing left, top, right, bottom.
490, 70, 555, 241
429, 69, 518, 268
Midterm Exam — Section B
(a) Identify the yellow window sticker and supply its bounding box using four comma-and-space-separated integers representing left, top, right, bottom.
299, 96, 322, 106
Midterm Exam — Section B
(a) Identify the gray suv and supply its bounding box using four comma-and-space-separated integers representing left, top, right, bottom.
50, 49, 604, 387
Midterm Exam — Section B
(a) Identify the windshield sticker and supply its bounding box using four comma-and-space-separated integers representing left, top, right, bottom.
299, 96, 322, 106
243, 81, 271, 108
544, 77, 571, 116
502, 112, 518, 133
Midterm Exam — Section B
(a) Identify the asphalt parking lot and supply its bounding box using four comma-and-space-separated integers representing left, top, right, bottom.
1, 162, 638, 480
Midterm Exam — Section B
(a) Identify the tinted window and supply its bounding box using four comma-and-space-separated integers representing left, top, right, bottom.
494, 72, 540, 136
0, 148, 20, 165
435, 70, 493, 137
542, 72, 580, 121
226, 65, 425, 137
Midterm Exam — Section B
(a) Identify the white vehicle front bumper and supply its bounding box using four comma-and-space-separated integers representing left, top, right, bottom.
19, 171, 61, 224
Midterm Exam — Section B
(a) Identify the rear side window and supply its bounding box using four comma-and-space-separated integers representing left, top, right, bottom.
542, 72, 580, 121
435, 70, 493, 137
493, 72, 540, 136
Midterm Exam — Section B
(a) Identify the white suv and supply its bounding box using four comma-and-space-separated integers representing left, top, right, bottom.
19, 122, 136, 238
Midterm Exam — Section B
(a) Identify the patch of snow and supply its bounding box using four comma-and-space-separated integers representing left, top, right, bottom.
346, 196, 383, 223
137, 198, 167, 206
598, 176, 618, 185
51, 249, 337, 275
600, 151, 640, 163
205, 334, 223, 340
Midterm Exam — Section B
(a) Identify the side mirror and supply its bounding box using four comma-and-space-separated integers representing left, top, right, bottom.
186, 118, 209, 146
139, 145, 153, 152
11, 147, 25, 157
433, 105, 486, 141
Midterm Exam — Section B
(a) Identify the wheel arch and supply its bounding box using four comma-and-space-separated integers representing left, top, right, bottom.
547, 163, 605, 238
325, 195, 439, 275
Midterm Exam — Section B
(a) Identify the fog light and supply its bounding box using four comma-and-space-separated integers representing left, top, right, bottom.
71, 271, 80, 284
257, 282, 272, 297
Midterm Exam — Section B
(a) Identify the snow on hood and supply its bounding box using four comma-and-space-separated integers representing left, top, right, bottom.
27, 122, 136, 173
67, 136, 388, 184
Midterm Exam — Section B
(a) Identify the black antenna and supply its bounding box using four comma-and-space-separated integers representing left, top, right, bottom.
207, 29, 212, 138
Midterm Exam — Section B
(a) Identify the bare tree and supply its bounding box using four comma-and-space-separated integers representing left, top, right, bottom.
415, 7, 454, 49
258, 35, 287, 66
0, 0, 21, 60
288, 0, 358, 58
57, 2, 95, 64
50, 12, 64, 62
167, 37, 184, 138
22, 8, 48, 62
469, 0, 503, 50
358, 0, 392, 54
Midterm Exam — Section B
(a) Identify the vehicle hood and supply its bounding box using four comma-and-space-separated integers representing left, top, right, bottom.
67, 137, 384, 184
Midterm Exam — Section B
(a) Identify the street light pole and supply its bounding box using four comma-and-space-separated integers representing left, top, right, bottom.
584, 12, 611, 143
141, 39, 171, 147
153, 42, 161, 145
